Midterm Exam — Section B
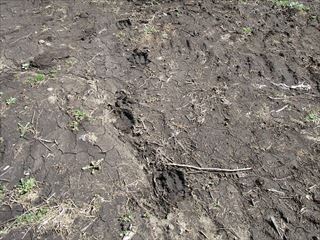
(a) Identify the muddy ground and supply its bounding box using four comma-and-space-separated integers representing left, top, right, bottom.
0, 0, 320, 239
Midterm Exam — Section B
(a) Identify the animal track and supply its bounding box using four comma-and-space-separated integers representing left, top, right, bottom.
154, 169, 189, 203
113, 91, 136, 133
127, 49, 151, 65
116, 19, 132, 30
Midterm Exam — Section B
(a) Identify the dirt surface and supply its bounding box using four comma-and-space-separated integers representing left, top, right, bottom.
1, 0, 320, 239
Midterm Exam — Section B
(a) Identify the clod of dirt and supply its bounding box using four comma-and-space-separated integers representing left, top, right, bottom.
128, 49, 151, 65
154, 169, 189, 203
31, 48, 70, 69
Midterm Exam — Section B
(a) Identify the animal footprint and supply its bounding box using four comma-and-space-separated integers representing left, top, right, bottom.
116, 19, 132, 30
127, 49, 151, 65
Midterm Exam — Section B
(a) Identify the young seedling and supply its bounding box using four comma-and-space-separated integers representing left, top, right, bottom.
17, 177, 37, 195
69, 109, 88, 132
5, 97, 17, 105
0, 207, 48, 236
243, 27, 253, 36
144, 25, 158, 34
18, 122, 33, 138
27, 73, 45, 85
48, 69, 58, 78
306, 112, 320, 124
82, 159, 103, 174
16, 207, 48, 225
0, 197, 91, 236
272, 0, 309, 11
73, 109, 88, 122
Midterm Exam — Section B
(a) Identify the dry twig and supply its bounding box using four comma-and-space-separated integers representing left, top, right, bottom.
166, 163, 252, 173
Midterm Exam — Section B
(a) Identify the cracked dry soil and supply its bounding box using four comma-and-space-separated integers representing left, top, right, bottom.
0, 0, 320, 240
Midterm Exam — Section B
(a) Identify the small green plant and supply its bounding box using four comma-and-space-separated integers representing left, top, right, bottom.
0, 198, 86, 236
306, 112, 320, 124
16, 207, 48, 225
48, 69, 58, 78
272, 0, 309, 11
144, 25, 158, 34
17, 177, 37, 195
73, 109, 88, 122
243, 27, 253, 35
27, 73, 45, 85
18, 122, 33, 137
69, 109, 88, 131
5, 97, 17, 105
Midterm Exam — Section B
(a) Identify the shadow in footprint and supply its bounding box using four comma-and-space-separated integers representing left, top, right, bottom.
127, 49, 151, 66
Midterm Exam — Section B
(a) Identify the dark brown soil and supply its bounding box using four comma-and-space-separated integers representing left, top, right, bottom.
1, 0, 320, 240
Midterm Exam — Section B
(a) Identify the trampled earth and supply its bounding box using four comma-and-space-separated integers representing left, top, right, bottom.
0, 0, 319, 239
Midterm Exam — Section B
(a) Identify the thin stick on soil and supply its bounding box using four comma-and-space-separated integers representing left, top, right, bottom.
166, 163, 252, 173
36, 138, 53, 152
21, 227, 32, 239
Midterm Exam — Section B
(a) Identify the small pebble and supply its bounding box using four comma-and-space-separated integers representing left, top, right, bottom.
48, 95, 57, 104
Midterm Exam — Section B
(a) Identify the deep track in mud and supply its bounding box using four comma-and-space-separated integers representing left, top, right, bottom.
0, 0, 320, 239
